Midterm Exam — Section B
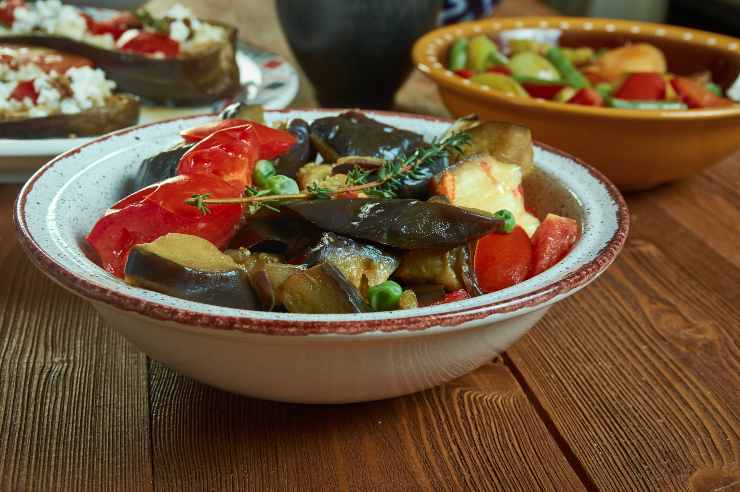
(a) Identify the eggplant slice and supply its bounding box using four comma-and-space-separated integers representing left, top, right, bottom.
274, 119, 315, 180
275, 199, 507, 250
310, 111, 448, 198
0, 94, 139, 138
130, 142, 193, 192
278, 263, 368, 314
1, 21, 240, 105
124, 233, 259, 310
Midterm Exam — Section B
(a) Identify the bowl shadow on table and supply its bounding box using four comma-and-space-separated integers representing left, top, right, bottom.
147, 356, 521, 475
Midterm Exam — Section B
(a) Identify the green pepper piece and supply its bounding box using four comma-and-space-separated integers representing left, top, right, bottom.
595, 82, 614, 99
508, 52, 560, 82
470, 73, 529, 98
448, 38, 469, 71
368, 280, 404, 311
607, 98, 688, 110
546, 46, 590, 89
705, 82, 722, 97
467, 35, 508, 72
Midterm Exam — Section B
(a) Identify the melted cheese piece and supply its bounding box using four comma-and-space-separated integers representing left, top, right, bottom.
434, 154, 540, 237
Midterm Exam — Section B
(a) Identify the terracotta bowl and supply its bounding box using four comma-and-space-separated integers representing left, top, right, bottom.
14, 109, 628, 403
412, 17, 740, 191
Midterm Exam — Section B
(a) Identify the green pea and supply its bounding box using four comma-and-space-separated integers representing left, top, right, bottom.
368, 280, 403, 311
254, 160, 276, 188
265, 175, 299, 195
494, 209, 516, 233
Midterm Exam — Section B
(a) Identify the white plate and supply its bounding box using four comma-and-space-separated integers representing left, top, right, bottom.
0, 41, 299, 183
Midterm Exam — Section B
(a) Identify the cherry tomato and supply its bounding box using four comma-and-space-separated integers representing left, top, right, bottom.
474, 226, 533, 293
88, 174, 243, 277
431, 289, 471, 305
181, 119, 297, 160
670, 76, 734, 109
10, 80, 37, 103
568, 87, 603, 106
120, 31, 179, 58
613, 73, 665, 101
0, 0, 23, 26
522, 82, 565, 100
530, 214, 579, 276
83, 12, 141, 40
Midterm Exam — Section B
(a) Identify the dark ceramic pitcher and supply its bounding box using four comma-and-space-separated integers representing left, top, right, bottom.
277, 0, 442, 108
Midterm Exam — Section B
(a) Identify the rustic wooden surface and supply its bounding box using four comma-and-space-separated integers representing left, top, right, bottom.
2, 0, 740, 490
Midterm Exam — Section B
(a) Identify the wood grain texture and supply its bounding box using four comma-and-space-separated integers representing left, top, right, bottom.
0, 185, 153, 491
147, 358, 584, 491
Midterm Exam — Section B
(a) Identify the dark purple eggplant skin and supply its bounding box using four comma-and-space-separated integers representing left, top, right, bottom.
309, 111, 447, 198
0, 94, 139, 138
130, 142, 192, 193
274, 119, 315, 180
230, 209, 322, 259
0, 22, 240, 105
124, 246, 260, 310
278, 199, 505, 250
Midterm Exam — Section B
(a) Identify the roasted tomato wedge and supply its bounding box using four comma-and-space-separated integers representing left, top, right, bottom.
0, 0, 23, 26
613, 72, 665, 100
670, 77, 734, 109
431, 289, 471, 305
473, 226, 533, 293
181, 119, 297, 159
88, 174, 243, 277
10, 80, 38, 102
120, 31, 180, 58
568, 88, 603, 106
530, 214, 579, 276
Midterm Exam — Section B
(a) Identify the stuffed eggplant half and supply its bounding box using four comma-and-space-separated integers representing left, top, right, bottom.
85, 105, 580, 314
0, 44, 139, 137
0, 1, 240, 105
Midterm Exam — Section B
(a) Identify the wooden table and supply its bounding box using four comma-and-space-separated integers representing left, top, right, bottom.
2, 1, 739, 490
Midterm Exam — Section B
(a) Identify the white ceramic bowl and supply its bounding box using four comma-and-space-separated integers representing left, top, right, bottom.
14, 109, 629, 403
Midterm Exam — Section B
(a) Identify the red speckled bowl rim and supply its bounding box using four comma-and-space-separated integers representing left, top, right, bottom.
14, 108, 629, 336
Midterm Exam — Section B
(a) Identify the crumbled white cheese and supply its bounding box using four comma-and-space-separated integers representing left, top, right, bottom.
12, 0, 88, 41
67, 66, 115, 111
169, 19, 190, 43
165, 4, 194, 20
33, 77, 61, 106
116, 29, 141, 49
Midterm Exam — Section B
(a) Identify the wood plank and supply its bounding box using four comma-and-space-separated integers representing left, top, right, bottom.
148, 357, 585, 491
506, 240, 740, 491
0, 185, 154, 491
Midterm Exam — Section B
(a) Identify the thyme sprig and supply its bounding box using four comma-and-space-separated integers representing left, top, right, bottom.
184, 132, 471, 214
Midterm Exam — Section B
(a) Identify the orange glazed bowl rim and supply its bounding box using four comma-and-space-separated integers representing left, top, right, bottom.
412, 16, 740, 121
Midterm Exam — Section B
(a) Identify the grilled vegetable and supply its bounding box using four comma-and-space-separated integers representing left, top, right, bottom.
395, 249, 464, 291
546, 46, 589, 89
304, 233, 399, 289
219, 103, 265, 123
0, 93, 139, 138
587, 44, 667, 83
130, 142, 192, 192
470, 73, 529, 97
1, 21, 241, 105
452, 121, 534, 175
508, 51, 560, 82
124, 233, 259, 309
530, 214, 579, 276
467, 34, 507, 72
277, 199, 509, 250
473, 226, 533, 293
278, 263, 368, 314
447, 38, 469, 71
274, 119, 315, 180
310, 111, 447, 198
367, 280, 403, 311
433, 154, 540, 236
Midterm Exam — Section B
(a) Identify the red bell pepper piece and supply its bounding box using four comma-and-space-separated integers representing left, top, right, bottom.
613, 73, 665, 101
487, 65, 513, 76
180, 119, 297, 160
454, 69, 474, 79
87, 174, 243, 277
522, 82, 565, 100
120, 31, 179, 58
473, 226, 533, 293
82, 11, 142, 40
10, 80, 37, 103
0, 0, 23, 26
568, 88, 603, 106
530, 214, 579, 276
670, 76, 734, 109
431, 289, 471, 305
